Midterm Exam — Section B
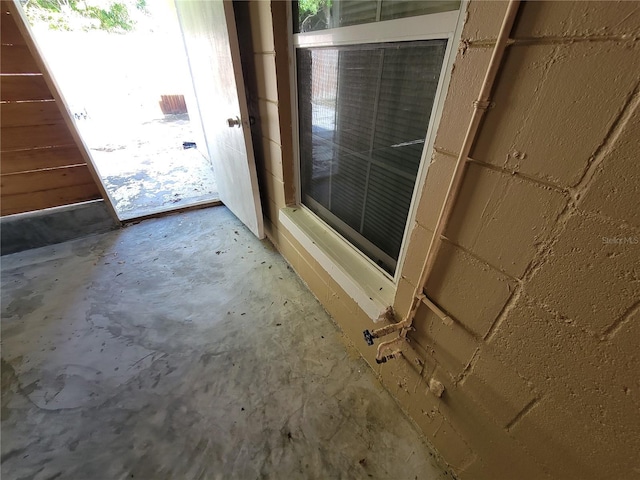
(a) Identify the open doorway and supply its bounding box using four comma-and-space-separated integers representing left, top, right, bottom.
21, 0, 219, 220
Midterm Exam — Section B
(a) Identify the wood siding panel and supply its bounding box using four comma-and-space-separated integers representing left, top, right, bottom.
1, 100, 63, 127
0, 146, 86, 175
1, 44, 40, 73
1, 75, 53, 101
0, 1, 109, 218
1, 123, 76, 151
0, 145, 85, 175
1, 165, 97, 196
0, 6, 25, 45
1, 183, 101, 216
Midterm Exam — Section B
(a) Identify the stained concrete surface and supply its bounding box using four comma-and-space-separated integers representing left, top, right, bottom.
1, 206, 450, 480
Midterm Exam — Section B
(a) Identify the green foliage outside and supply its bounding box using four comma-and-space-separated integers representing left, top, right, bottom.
299, 0, 332, 17
85, 3, 133, 31
21, 0, 145, 32
298, 0, 332, 31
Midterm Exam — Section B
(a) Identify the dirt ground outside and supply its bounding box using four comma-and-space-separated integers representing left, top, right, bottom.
30, 4, 218, 219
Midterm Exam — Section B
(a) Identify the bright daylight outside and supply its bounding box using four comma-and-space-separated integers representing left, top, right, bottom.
21, 0, 219, 219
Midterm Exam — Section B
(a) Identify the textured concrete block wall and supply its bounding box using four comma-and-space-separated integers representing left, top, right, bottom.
396, 1, 640, 478
242, 1, 640, 479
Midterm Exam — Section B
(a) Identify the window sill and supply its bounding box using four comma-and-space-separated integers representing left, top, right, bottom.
279, 206, 394, 322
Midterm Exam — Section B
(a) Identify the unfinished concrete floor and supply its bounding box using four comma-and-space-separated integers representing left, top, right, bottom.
1, 207, 450, 480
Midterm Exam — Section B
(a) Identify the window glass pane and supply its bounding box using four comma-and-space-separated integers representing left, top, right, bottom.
294, 0, 460, 33
298, 40, 447, 274
362, 164, 415, 260
298, 48, 338, 210
380, 0, 460, 21
335, 0, 378, 27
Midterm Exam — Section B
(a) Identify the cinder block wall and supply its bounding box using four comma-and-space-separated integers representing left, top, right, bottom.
240, 1, 640, 479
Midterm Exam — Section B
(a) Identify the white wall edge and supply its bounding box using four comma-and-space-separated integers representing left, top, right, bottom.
279, 207, 393, 322
293, 10, 459, 47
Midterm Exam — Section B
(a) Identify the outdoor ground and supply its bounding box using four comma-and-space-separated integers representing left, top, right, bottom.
80, 113, 218, 220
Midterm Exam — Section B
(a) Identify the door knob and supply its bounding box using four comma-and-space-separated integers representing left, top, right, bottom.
227, 116, 241, 128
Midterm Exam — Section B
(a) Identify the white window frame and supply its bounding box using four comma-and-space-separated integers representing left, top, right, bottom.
283, 1, 468, 319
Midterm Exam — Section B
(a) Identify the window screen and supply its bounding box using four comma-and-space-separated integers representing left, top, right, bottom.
298, 40, 447, 274
294, 0, 460, 33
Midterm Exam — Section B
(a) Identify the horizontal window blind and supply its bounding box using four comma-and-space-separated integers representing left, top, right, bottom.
380, 0, 460, 21
294, 0, 460, 33
298, 39, 447, 274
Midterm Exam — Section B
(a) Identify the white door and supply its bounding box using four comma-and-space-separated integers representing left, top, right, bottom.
175, 0, 264, 239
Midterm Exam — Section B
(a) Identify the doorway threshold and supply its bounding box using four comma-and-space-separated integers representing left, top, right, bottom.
120, 198, 223, 223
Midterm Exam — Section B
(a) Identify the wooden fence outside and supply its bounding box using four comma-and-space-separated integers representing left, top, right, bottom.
159, 94, 188, 115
